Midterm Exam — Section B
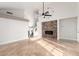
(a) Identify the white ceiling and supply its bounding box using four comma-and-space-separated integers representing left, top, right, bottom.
0, 2, 45, 20
0, 2, 43, 10
0, 2, 77, 12
0, 2, 77, 22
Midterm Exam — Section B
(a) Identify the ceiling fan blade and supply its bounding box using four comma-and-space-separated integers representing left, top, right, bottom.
45, 14, 52, 16
45, 11, 49, 15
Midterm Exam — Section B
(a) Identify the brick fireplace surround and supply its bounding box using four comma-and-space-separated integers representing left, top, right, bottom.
42, 20, 57, 40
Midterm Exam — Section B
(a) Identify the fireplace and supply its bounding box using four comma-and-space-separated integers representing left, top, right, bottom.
45, 31, 53, 35
42, 20, 57, 39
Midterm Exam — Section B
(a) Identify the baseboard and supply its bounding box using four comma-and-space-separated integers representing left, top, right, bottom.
0, 38, 28, 45
77, 40, 79, 43
30, 36, 42, 40
59, 39, 77, 42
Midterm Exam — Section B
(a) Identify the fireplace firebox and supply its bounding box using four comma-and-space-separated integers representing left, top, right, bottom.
45, 31, 53, 35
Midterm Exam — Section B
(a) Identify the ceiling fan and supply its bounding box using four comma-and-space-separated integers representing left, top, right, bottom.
42, 2, 52, 18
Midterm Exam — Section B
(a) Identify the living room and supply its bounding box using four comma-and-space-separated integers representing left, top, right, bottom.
0, 2, 79, 56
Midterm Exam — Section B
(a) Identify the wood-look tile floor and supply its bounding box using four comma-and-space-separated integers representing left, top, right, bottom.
40, 38, 79, 56
0, 39, 52, 56
0, 38, 79, 56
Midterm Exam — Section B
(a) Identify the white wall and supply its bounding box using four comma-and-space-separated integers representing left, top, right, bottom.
77, 17, 79, 42
0, 18, 28, 45
37, 2, 77, 39
59, 17, 77, 40
77, 3, 79, 42
24, 9, 34, 27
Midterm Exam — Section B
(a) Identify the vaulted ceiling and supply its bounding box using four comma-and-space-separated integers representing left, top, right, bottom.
0, 2, 43, 10
0, 2, 77, 22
